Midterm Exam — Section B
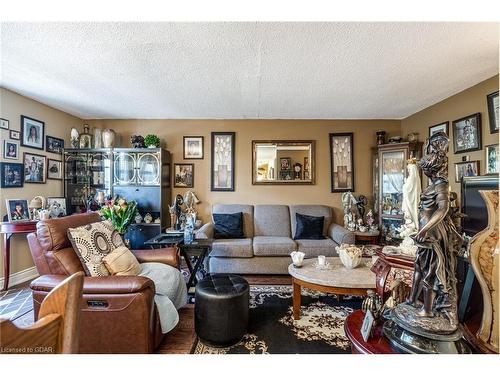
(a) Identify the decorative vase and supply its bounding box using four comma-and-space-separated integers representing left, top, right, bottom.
102, 129, 116, 148
335, 244, 363, 269
93, 128, 103, 148
469, 190, 499, 353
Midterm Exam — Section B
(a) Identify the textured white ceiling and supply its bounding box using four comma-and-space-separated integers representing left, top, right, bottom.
1, 22, 498, 119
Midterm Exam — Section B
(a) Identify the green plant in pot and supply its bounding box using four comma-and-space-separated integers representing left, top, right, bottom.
144, 134, 161, 148
99, 196, 138, 235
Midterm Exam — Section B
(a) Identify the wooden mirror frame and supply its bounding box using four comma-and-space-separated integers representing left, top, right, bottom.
252, 140, 315, 185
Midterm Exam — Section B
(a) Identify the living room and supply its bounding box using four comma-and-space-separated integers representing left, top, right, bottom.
1, 1, 499, 372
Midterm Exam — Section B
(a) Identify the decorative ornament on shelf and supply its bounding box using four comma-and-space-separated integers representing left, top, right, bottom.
98, 196, 138, 235
131, 135, 145, 148
341, 191, 357, 229
70, 127, 80, 148
144, 213, 153, 224
102, 129, 116, 148
144, 134, 160, 148
383, 131, 471, 354
79, 123, 93, 148
93, 128, 102, 148
134, 212, 143, 224
376, 131, 386, 145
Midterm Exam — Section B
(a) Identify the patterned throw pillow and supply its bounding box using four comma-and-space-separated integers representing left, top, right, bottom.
67, 220, 125, 276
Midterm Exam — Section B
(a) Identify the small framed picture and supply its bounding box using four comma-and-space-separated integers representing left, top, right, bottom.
0, 118, 9, 130
47, 159, 63, 180
46, 135, 65, 154
47, 197, 67, 218
452, 113, 482, 154
429, 121, 449, 137
174, 163, 194, 188
361, 310, 375, 342
280, 157, 291, 171
183, 136, 204, 159
21, 115, 45, 150
455, 160, 480, 182
487, 91, 499, 134
0, 162, 23, 188
5, 199, 31, 222
9, 130, 20, 140
23, 152, 47, 183
3, 140, 19, 160
485, 144, 499, 175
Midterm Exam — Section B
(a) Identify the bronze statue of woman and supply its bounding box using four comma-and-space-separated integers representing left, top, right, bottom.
405, 131, 462, 331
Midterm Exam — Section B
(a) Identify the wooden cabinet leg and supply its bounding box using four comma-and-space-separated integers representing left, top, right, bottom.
293, 279, 301, 320
2, 233, 11, 291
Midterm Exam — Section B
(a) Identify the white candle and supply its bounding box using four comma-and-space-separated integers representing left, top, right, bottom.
318, 255, 326, 266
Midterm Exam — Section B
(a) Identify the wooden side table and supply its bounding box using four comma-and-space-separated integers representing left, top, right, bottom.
370, 248, 414, 300
0, 221, 38, 291
353, 230, 379, 245
344, 310, 396, 354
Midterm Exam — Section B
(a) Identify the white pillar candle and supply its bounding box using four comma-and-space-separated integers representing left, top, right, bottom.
318, 255, 326, 266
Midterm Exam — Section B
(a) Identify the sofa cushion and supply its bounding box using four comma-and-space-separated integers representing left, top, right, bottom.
212, 204, 254, 238
254, 205, 291, 237
295, 238, 339, 257
253, 236, 297, 257
213, 212, 244, 239
103, 245, 141, 276
289, 205, 332, 238
293, 213, 326, 240
67, 220, 125, 276
211, 238, 253, 258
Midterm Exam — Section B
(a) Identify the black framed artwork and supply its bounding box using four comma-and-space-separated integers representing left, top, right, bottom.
454, 160, 480, 183
487, 91, 499, 134
211, 132, 235, 191
10, 130, 20, 140
173, 163, 194, 188
21, 115, 45, 150
3, 140, 19, 160
0, 162, 23, 188
429, 121, 449, 138
485, 144, 499, 175
47, 159, 63, 180
183, 136, 204, 159
23, 152, 47, 184
452, 113, 482, 154
329, 132, 354, 192
0, 118, 9, 130
46, 135, 65, 154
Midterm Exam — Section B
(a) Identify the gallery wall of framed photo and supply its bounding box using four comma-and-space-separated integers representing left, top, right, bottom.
0, 88, 82, 275
401, 75, 499, 193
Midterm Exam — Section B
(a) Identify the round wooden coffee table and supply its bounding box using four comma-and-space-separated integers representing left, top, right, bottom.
288, 257, 376, 320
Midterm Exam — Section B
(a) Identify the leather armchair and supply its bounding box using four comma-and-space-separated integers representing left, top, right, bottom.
27, 212, 180, 353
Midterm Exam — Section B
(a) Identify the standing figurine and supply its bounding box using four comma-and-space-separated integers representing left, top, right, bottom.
383, 132, 469, 353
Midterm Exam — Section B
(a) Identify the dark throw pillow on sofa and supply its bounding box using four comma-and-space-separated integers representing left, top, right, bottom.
213, 212, 244, 239
293, 213, 326, 240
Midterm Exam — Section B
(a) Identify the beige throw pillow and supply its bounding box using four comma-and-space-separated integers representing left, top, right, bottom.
67, 220, 125, 276
102, 246, 141, 276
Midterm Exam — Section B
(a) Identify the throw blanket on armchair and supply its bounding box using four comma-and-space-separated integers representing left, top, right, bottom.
139, 262, 188, 333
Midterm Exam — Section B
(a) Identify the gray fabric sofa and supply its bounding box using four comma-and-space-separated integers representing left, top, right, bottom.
196, 204, 354, 274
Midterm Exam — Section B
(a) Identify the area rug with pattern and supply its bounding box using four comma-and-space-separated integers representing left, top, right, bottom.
193, 285, 361, 354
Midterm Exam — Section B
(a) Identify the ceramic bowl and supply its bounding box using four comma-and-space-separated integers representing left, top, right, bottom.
338, 250, 361, 269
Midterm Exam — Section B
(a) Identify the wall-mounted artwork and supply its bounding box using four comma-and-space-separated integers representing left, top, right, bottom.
46, 135, 65, 154
0, 162, 23, 188
452, 113, 482, 154
23, 152, 46, 183
10, 130, 20, 140
429, 121, 449, 137
174, 163, 194, 188
329, 133, 354, 192
487, 91, 499, 134
3, 140, 19, 160
183, 136, 204, 159
47, 159, 63, 180
454, 160, 480, 182
211, 132, 235, 191
485, 144, 498, 175
21, 115, 45, 150
0, 118, 9, 130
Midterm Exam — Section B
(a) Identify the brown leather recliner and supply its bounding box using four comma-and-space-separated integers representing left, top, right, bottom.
27, 212, 180, 354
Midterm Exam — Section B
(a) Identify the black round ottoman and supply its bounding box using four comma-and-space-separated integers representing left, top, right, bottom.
195, 274, 249, 347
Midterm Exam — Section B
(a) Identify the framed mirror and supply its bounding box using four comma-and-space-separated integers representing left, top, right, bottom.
252, 140, 315, 185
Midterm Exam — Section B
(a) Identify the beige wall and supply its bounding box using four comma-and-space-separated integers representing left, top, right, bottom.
88, 119, 401, 225
401, 75, 499, 193
0, 88, 82, 276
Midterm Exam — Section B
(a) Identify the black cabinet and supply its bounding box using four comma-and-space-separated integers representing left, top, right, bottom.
64, 148, 171, 249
